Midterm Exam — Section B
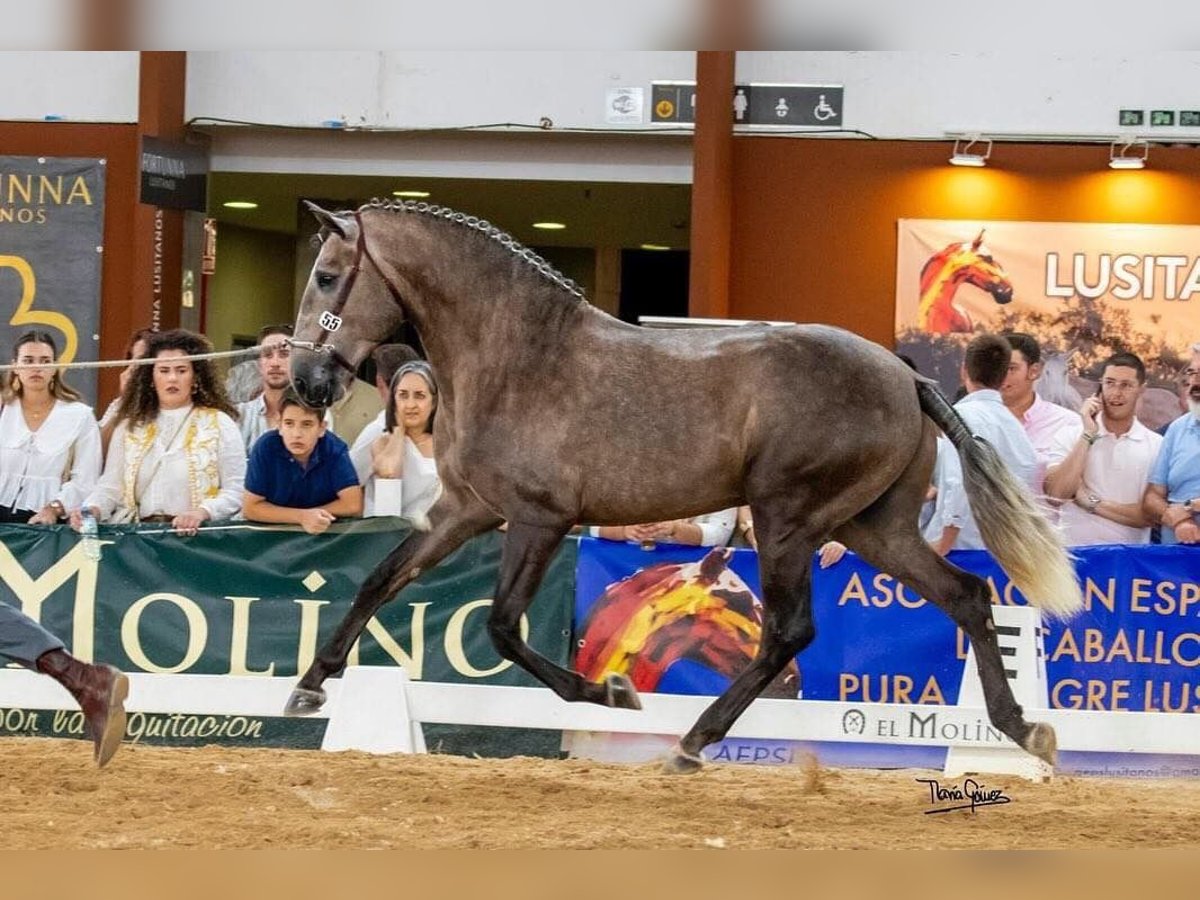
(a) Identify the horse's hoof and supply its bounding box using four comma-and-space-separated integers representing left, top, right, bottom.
1023, 721, 1057, 766
604, 673, 642, 710
662, 743, 705, 775
283, 687, 327, 717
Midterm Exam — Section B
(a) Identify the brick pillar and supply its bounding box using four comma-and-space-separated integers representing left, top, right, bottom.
687, 51, 735, 320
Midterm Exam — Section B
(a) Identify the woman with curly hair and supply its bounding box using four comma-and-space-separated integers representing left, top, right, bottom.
74, 329, 246, 534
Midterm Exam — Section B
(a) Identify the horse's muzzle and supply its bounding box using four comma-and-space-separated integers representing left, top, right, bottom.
291, 361, 343, 409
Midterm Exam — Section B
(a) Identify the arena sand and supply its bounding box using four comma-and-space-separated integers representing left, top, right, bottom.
4, 737, 1199, 849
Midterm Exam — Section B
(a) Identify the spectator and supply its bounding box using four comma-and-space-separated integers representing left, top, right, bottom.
1044, 352, 1162, 545
98, 327, 153, 458
0, 605, 127, 766
237, 324, 310, 452
593, 508, 737, 547
350, 343, 422, 482
0, 330, 101, 524
371, 343, 421, 405
242, 389, 362, 534
360, 360, 441, 520
74, 329, 245, 534
329, 373, 385, 449
1143, 343, 1200, 545
1000, 332, 1077, 500
929, 333, 1040, 554
736, 505, 847, 567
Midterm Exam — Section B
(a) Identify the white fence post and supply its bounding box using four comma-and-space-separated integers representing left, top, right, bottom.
944, 605, 1053, 782
321, 666, 425, 754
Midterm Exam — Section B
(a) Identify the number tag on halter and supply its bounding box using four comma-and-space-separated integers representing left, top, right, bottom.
318, 310, 343, 332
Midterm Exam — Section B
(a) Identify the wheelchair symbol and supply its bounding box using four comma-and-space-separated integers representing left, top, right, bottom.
813, 94, 838, 122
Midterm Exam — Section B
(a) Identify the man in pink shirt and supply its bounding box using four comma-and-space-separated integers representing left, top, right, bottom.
1000, 333, 1078, 510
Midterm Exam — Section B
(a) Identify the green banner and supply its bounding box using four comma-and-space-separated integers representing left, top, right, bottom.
0, 520, 575, 753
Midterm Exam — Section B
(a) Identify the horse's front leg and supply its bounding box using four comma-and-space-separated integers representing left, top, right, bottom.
489, 522, 641, 709
284, 494, 501, 716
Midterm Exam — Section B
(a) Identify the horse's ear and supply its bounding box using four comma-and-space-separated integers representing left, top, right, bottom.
303, 200, 350, 239
972, 229, 986, 250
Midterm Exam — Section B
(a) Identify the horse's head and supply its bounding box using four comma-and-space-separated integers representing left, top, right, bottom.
291, 202, 406, 408
957, 230, 1014, 306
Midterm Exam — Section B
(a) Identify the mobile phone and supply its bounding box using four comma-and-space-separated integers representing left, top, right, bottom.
1094, 382, 1103, 397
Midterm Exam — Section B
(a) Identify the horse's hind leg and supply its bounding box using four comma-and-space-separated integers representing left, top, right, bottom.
666, 528, 820, 774
284, 492, 501, 716
489, 522, 638, 707
837, 514, 1051, 764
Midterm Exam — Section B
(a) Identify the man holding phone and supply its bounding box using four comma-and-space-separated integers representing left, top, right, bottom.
1044, 351, 1162, 545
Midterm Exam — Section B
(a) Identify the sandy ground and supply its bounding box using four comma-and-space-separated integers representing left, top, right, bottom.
4, 737, 1199, 849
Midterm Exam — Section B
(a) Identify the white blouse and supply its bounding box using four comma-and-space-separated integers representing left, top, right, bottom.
85, 405, 247, 522
363, 434, 441, 520
0, 400, 102, 513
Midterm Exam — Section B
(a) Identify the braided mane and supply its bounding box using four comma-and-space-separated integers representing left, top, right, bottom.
361, 197, 585, 300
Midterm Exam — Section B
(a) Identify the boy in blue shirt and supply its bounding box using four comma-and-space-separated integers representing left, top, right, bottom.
243, 390, 363, 534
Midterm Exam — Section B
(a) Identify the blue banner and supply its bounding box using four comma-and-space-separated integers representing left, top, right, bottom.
574, 537, 1200, 773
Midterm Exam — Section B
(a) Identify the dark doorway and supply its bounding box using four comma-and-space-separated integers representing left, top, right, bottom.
618, 249, 690, 324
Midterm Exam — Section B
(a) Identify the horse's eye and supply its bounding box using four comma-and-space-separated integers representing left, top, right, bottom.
315, 272, 337, 289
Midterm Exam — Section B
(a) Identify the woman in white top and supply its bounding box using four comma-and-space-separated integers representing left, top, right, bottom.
0, 330, 102, 524
362, 360, 441, 521
74, 329, 246, 535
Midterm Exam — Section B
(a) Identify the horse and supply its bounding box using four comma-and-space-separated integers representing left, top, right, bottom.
284, 199, 1083, 773
1036, 351, 1085, 411
918, 230, 1014, 334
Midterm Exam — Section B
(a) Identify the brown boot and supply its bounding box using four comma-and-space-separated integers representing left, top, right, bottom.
36, 649, 129, 767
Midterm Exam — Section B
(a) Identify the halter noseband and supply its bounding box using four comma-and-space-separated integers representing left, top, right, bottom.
288, 211, 406, 374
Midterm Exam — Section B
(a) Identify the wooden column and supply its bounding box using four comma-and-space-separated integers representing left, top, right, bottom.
687, 51, 735, 320
132, 51, 186, 334
95, 52, 187, 407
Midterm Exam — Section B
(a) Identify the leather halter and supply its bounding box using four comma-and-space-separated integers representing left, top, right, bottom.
290, 211, 405, 375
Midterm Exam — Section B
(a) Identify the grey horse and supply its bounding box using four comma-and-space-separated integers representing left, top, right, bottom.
284, 200, 1083, 773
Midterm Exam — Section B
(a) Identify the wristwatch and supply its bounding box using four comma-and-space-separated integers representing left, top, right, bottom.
1082, 432, 1100, 446
1085, 492, 1102, 513
48, 499, 66, 519
1185, 498, 1198, 514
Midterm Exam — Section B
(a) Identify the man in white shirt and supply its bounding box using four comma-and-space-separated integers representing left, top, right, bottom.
1045, 352, 1162, 545
929, 334, 1041, 554
237, 324, 294, 452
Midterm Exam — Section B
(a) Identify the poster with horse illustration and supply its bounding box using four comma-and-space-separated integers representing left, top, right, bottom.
895, 219, 1198, 431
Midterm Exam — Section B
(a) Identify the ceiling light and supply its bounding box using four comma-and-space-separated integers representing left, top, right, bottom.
532, 222, 566, 230
949, 135, 992, 167
1109, 138, 1148, 170
222, 200, 258, 209
640, 243, 671, 251
393, 190, 430, 198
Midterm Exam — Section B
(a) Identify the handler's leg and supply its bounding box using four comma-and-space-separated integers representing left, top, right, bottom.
2, 602, 128, 767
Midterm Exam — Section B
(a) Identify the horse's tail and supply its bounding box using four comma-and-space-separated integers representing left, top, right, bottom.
915, 379, 1083, 619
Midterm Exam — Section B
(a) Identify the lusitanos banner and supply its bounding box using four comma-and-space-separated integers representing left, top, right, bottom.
895, 219, 1198, 430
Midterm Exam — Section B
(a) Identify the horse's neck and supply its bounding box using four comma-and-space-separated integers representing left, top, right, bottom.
919, 262, 971, 317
